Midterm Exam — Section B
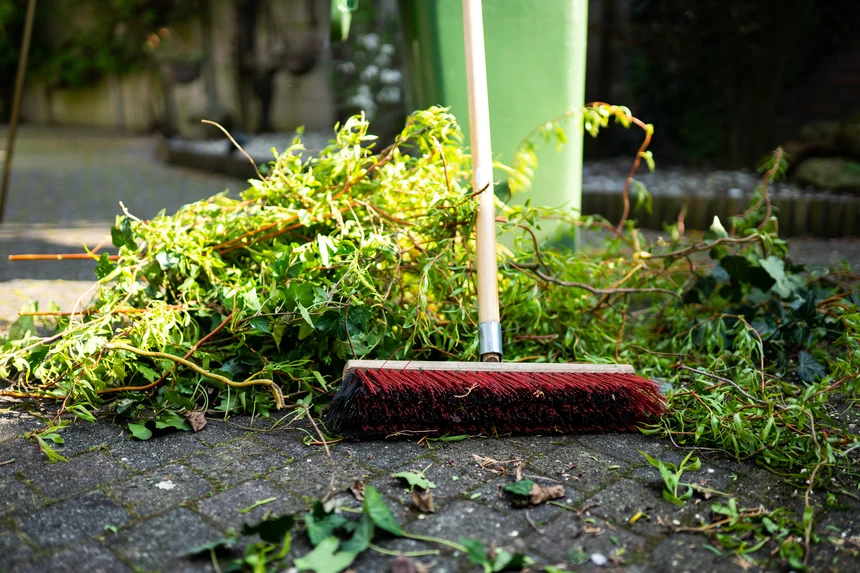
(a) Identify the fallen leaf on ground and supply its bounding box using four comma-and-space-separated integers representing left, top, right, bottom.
529, 482, 565, 505
348, 480, 365, 501
582, 524, 605, 536
183, 411, 207, 432
413, 489, 436, 513
515, 461, 523, 482
391, 555, 433, 573
628, 511, 645, 525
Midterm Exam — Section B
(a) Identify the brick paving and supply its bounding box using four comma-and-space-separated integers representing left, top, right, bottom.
1, 127, 859, 572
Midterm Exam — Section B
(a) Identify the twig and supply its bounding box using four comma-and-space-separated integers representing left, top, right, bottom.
99, 311, 234, 396
454, 383, 478, 399
105, 342, 284, 408
523, 265, 679, 298
587, 102, 653, 233
300, 404, 336, 502
678, 365, 764, 405
8, 253, 119, 261
201, 119, 264, 180
525, 510, 543, 534
0, 459, 14, 466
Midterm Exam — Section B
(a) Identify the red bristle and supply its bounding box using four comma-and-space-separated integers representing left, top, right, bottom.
325, 368, 666, 438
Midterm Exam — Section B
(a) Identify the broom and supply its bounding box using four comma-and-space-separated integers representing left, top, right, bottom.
325, 0, 665, 437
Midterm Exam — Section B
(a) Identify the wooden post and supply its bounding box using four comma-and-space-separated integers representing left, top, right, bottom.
0, 0, 37, 223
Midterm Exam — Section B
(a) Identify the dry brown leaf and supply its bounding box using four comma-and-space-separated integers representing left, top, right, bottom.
391, 556, 433, 573
183, 411, 207, 432
582, 524, 605, 536
529, 483, 565, 505
515, 461, 524, 482
348, 480, 365, 501
412, 489, 436, 513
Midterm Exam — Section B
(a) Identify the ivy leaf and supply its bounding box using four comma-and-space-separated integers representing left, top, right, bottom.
293, 537, 357, 573
304, 502, 348, 546
186, 535, 237, 556
503, 479, 536, 497
154, 412, 192, 432
391, 469, 436, 491
95, 253, 116, 279
128, 422, 152, 440
110, 217, 135, 249
460, 538, 491, 570
241, 515, 295, 544
340, 513, 374, 554
798, 351, 826, 383
719, 256, 750, 283
759, 256, 794, 298
362, 485, 403, 536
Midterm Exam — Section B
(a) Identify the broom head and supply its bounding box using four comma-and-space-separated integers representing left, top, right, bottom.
326, 361, 665, 438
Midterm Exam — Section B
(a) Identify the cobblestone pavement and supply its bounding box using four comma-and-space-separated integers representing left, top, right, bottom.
1, 128, 859, 572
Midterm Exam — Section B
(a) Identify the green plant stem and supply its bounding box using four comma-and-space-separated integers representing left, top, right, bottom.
106, 343, 285, 408
368, 544, 439, 557
401, 532, 467, 553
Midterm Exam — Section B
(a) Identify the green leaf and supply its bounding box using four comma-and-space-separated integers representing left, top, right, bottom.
304, 502, 348, 546
460, 538, 491, 570
362, 486, 402, 536
392, 469, 436, 491
110, 217, 135, 249
340, 513, 374, 553
719, 255, 751, 282
293, 537, 357, 573
95, 253, 117, 279
798, 351, 826, 383
154, 412, 192, 432
242, 515, 295, 544
503, 479, 536, 497
759, 256, 794, 298
186, 535, 237, 556
128, 422, 152, 440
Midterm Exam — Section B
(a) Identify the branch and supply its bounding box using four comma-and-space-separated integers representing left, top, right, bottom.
517, 264, 679, 299
105, 342, 284, 409
201, 119, 264, 180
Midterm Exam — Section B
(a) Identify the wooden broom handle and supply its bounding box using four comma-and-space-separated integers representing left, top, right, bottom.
463, 0, 500, 328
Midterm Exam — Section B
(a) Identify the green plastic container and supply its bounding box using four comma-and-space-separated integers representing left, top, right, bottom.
398, 0, 588, 231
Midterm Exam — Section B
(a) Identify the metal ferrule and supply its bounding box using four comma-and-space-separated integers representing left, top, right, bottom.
478, 321, 503, 357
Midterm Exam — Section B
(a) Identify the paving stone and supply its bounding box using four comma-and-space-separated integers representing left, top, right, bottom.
0, 410, 42, 442
17, 491, 130, 547
10, 542, 131, 573
107, 463, 212, 517
334, 439, 430, 471
0, 527, 33, 570
588, 479, 674, 526
0, 438, 42, 478
648, 533, 749, 573
520, 511, 648, 566
109, 430, 208, 471
185, 437, 295, 486
576, 432, 676, 463
55, 421, 126, 456
108, 508, 223, 569
467, 476, 582, 529
0, 476, 42, 518
406, 500, 522, 548
350, 538, 460, 573
268, 449, 372, 500
23, 451, 129, 499
196, 480, 306, 533
528, 445, 631, 494
191, 418, 255, 446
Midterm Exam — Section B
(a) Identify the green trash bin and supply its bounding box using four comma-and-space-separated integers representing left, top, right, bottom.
398, 0, 588, 236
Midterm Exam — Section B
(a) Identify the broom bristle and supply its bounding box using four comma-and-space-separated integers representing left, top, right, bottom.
326, 364, 666, 437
